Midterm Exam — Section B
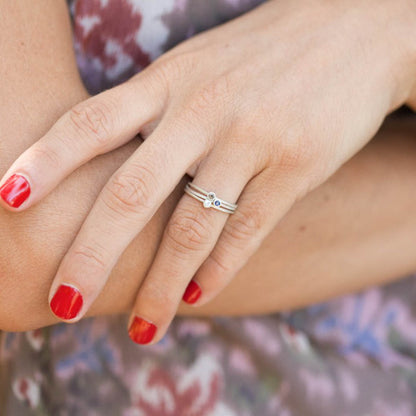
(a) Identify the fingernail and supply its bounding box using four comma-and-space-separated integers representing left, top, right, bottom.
128, 316, 157, 345
182, 280, 202, 304
0, 174, 31, 208
50, 284, 83, 320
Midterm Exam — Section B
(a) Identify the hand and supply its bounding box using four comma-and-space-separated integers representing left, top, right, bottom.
1, 0, 415, 344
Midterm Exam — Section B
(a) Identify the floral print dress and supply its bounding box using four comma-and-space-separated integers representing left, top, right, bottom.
2, 1, 416, 415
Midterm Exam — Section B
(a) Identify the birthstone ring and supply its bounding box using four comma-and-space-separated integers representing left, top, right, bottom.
184, 182, 237, 214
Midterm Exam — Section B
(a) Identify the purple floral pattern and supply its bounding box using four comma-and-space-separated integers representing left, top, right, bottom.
2, 0, 416, 414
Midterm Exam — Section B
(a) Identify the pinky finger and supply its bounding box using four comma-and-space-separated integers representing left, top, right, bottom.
186, 168, 300, 306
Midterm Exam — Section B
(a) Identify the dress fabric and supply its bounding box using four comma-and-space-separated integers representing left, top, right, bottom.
2, 1, 416, 415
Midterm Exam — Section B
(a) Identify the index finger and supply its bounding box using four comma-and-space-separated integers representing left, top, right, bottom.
48, 118, 208, 322
0, 69, 166, 210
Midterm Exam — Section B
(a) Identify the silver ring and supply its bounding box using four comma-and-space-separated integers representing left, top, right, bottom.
184, 182, 237, 214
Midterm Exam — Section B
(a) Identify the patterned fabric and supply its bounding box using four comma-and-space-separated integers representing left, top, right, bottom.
71, 0, 265, 94
2, 1, 416, 414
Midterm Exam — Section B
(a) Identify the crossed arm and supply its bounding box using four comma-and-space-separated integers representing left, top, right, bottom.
1, 0, 416, 332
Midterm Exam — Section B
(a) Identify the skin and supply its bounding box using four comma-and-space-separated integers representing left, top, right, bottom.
2, 0, 416, 344
1, 0, 416, 336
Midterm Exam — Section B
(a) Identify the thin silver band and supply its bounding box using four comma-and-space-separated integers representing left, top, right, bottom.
184, 182, 237, 214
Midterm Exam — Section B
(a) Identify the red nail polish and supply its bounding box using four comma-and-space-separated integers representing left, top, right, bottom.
128, 316, 157, 345
183, 280, 202, 304
50, 284, 83, 320
0, 174, 31, 208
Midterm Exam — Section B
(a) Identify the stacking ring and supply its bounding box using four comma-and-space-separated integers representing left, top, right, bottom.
184, 182, 237, 214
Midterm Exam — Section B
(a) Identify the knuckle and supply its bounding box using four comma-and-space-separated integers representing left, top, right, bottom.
67, 98, 115, 148
149, 60, 174, 92
198, 80, 225, 107
208, 250, 234, 278
224, 207, 263, 244
186, 76, 232, 120
141, 282, 176, 312
277, 135, 319, 172
196, 249, 241, 298
131, 65, 169, 109
139, 52, 193, 104
155, 51, 197, 82
30, 143, 62, 170
71, 243, 108, 274
165, 207, 212, 256
105, 166, 156, 214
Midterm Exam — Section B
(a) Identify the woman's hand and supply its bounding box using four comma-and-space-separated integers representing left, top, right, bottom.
1, 0, 415, 344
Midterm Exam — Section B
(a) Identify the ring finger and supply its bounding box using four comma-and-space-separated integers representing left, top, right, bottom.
127, 149, 255, 345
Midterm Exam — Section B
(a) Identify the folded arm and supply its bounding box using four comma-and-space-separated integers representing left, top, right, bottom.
1, 0, 416, 332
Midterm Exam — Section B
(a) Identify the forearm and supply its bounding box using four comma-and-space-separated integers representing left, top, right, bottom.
0, 0, 87, 136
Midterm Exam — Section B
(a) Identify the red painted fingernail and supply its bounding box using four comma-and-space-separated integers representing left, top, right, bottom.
50, 284, 83, 320
128, 316, 157, 345
183, 280, 202, 304
0, 174, 31, 208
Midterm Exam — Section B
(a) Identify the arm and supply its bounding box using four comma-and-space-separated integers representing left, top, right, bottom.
1, 0, 416, 332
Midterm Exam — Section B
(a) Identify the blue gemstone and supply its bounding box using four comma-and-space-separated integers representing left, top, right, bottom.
214, 200, 220, 206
